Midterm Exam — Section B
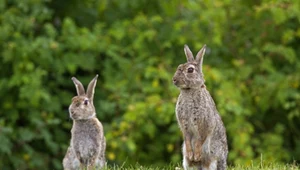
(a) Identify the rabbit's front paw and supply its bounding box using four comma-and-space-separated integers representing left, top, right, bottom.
194, 140, 202, 161
187, 150, 194, 161
194, 147, 202, 161
185, 140, 194, 161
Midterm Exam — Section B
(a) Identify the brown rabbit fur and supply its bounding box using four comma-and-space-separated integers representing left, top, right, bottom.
63, 75, 106, 170
173, 45, 228, 170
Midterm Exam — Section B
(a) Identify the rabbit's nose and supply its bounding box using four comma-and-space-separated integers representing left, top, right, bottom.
173, 78, 177, 83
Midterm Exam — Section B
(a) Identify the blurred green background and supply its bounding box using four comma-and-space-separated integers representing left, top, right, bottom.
0, 0, 300, 169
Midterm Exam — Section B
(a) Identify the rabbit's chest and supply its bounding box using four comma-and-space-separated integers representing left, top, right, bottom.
71, 125, 101, 160
176, 94, 212, 132
176, 95, 205, 116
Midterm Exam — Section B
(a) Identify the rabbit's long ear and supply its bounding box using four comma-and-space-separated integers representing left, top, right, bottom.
72, 77, 85, 96
184, 44, 194, 62
195, 44, 207, 73
86, 74, 98, 101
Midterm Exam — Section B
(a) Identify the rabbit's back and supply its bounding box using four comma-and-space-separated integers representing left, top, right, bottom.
210, 113, 228, 169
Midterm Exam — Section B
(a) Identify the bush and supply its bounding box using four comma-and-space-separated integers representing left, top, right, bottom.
0, 0, 299, 169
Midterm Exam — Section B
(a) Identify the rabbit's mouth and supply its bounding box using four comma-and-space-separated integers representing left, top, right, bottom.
173, 78, 182, 86
70, 110, 79, 120
173, 79, 189, 89
70, 114, 83, 120
70, 113, 77, 119
175, 83, 190, 89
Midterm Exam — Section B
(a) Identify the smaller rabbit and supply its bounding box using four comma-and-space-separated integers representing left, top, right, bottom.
63, 75, 106, 170
173, 45, 228, 170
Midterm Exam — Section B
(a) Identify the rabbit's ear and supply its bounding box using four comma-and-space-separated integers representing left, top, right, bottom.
195, 44, 207, 72
72, 77, 85, 96
184, 44, 194, 62
86, 74, 98, 101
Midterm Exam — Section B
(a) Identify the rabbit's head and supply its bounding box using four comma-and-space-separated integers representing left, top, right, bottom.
69, 75, 98, 120
173, 44, 206, 89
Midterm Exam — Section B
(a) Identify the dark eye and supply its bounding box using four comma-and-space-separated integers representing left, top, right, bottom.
84, 99, 89, 105
187, 67, 194, 73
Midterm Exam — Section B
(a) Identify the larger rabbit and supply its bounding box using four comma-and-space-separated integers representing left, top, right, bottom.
63, 75, 106, 170
173, 45, 228, 170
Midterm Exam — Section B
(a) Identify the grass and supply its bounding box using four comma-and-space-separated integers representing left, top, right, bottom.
99, 162, 300, 170
229, 162, 299, 170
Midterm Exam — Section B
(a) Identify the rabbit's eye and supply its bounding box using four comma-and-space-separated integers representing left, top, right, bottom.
187, 67, 194, 73
84, 99, 89, 105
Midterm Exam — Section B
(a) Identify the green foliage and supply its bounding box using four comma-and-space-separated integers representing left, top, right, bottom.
0, 0, 300, 169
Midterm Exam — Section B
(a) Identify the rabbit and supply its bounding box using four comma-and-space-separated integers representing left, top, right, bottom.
172, 45, 228, 170
63, 75, 106, 170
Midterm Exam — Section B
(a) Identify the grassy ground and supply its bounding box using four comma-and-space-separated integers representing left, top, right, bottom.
101, 162, 300, 170
229, 163, 299, 170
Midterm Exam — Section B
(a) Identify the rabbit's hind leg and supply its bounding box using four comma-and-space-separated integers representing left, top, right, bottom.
87, 165, 96, 170
86, 158, 97, 170
183, 156, 200, 170
63, 147, 80, 170
202, 159, 217, 170
216, 158, 226, 170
